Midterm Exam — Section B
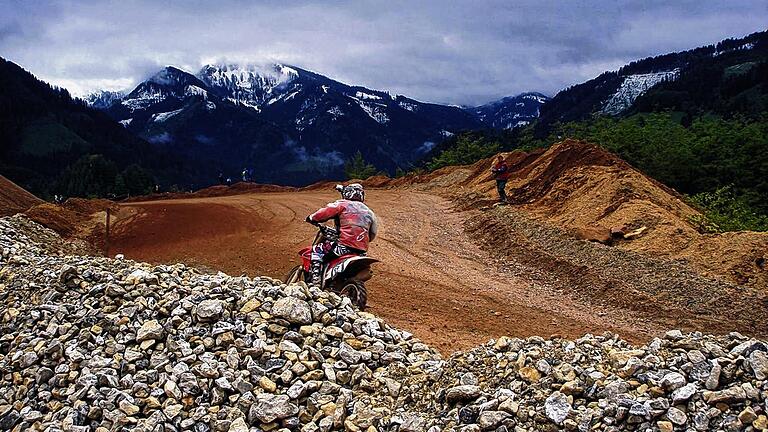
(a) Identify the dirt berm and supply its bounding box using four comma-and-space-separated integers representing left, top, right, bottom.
0, 175, 42, 217
385, 139, 767, 291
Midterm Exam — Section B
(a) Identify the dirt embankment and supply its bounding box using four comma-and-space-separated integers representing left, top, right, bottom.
0, 175, 42, 217
383, 139, 767, 290
124, 182, 295, 202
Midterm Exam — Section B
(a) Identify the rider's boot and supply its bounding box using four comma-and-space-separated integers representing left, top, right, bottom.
309, 260, 323, 287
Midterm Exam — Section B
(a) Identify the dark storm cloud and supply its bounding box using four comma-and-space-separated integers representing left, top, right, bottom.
1, 0, 766, 105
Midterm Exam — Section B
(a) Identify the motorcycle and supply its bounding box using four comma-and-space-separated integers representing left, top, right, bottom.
283, 185, 378, 309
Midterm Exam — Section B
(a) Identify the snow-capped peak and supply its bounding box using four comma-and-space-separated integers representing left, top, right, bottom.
149, 66, 192, 86
469, 92, 549, 129
84, 89, 125, 109
197, 63, 300, 110
199, 63, 298, 87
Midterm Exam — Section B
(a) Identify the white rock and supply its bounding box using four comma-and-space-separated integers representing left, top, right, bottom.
545, 391, 571, 425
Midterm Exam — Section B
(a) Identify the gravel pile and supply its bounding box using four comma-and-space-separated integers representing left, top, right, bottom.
379, 332, 768, 431
1, 216, 767, 432
0, 216, 437, 431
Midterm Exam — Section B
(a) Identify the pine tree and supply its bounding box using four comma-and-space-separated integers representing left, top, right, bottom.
344, 151, 378, 180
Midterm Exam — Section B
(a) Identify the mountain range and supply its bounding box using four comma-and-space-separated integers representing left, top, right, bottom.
3, 29, 765, 200
85, 63, 548, 185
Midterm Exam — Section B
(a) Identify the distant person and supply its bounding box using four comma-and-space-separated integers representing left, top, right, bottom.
249, 168, 254, 182
491, 155, 511, 202
218, 173, 225, 185
242, 168, 249, 182
226, 177, 232, 186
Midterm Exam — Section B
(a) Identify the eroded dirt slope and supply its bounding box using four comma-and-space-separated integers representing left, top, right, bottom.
0, 175, 42, 217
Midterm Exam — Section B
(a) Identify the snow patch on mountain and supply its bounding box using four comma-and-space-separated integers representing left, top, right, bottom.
601, 69, 680, 115
84, 90, 125, 109
470, 92, 549, 129
398, 101, 419, 112
357, 101, 389, 124
119, 118, 132, 127
522, 93, 548, 104
152, 108, 183, 123
121, 88, 167, 111
327, 106, 344, 120
712, 42, 756, 57
185, 85, 208, 98
354, 91, 382, 100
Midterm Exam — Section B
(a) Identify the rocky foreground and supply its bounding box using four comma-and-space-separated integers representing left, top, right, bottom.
1, 215, 767, 432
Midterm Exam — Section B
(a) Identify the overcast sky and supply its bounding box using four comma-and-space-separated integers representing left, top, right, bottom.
1, 0, 766, 105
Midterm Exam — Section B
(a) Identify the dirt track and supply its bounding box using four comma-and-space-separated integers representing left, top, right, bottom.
112, 189, 669, 353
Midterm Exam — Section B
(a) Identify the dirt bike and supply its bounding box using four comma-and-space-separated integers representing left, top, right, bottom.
283, 187, 378, 309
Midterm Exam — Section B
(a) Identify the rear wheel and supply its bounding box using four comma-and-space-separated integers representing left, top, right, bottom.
339, 281, 368, 309
284, 265, 304, 285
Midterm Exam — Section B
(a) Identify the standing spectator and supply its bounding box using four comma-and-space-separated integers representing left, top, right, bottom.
218, 172, 225, 185
491, 155, 511, 202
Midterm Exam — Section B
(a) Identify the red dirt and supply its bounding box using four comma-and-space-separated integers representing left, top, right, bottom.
383, 140, 766, 290
0, 175, 42, 217
24, 204, 82, 237
23, 197, 117, 254
110, 189, 699, 354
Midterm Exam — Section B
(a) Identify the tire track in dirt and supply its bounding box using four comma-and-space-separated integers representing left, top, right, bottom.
111, 189, 666, 353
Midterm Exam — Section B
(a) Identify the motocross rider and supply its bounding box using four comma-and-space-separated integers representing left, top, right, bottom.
305, 183, 378, 286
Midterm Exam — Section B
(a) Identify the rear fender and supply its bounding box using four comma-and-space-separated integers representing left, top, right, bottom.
324, 256, 378, 283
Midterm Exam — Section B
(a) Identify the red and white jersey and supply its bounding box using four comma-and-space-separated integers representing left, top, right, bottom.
309, 199, 378, 251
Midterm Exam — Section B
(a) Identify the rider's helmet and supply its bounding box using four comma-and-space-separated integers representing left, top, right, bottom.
342, 183, 365, 202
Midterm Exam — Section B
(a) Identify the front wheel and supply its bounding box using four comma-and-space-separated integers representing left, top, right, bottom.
339, 281, 368, 309
284, 265, 305, 285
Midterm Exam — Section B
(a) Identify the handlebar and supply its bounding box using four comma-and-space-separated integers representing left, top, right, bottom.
306, 219, 339, 239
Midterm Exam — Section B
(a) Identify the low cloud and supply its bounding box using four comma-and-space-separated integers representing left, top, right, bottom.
1, 0, 765, 105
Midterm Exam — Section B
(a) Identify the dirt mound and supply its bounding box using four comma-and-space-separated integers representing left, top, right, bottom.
124, 182, 295, 202
61, 197, 118, 214
24, 203, 81, 237
0, 175, 42, 217
22, 197, 117, 255
195, 182, 294, 197
488, 140, 766, 288
390, 139, 766, 288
